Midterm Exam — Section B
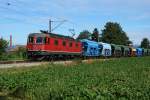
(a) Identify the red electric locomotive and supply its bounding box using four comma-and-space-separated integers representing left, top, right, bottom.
27, 31, 82, 60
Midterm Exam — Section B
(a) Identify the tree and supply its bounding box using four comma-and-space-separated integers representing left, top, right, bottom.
0, 38, 8, 55
92, 28, 99, 42
101, 22, 131, 45
77, 30, 91, 40
140, 38, 150, 48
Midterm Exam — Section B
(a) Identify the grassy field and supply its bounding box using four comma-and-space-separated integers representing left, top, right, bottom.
0, 57, 150, 100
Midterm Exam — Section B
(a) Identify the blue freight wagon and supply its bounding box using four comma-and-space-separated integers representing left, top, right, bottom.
136, 48, 143, 56
81, 39, 102, 57
99, 42, 112, 57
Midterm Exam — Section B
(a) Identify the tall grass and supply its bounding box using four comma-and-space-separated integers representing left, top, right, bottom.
0, 57, 150, 99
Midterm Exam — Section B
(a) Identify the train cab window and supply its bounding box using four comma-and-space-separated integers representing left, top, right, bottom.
62, 41, 66, 46
36, 37, 43, 43
75, 43, 78, 47
69, 42, 72, 47
44, 37, 46, 44
54, 40, 58, 46
44, 37, 50, 44
28, 37, 34, 43
48, 38, 50, 44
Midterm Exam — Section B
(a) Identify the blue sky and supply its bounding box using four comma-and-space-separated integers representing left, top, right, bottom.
0, 0, 150, 45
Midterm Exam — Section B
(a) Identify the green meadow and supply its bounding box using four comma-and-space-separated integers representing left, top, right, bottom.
0, 57, 150, 100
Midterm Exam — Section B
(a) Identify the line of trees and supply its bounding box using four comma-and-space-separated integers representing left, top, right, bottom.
77, 22, 150, 48
77, 22, 132, 46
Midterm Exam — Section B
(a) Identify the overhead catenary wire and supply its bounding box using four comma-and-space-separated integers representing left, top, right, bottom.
48, 19, 78, 37
0, 2, 48, 27
51, 20, 67, 32
0, 0, 40, 18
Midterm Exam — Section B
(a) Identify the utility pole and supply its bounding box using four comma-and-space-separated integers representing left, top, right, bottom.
48, 19, 67, 33
10, 35, 12, 48
49, 19, 52, 33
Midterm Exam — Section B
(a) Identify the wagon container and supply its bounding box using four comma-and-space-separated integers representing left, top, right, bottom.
129, 47, 136, 57
136, 48, 143, 57
119, 45, 130, 57
111, 44, 122, 57
81, 39, 102, 57
99, 42, 112, 57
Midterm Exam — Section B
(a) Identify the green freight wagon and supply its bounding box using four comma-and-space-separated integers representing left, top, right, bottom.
111, 44, 122, 57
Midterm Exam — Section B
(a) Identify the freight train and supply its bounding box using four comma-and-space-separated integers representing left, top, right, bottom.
27, 31, 150, 60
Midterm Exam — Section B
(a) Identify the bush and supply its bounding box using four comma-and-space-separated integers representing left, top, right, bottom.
0, 47, 27, 61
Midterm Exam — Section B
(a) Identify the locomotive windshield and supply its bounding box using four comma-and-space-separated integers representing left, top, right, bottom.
36, 37, 43, 43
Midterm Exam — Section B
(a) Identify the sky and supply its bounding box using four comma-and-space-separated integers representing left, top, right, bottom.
0, 0, 150, 45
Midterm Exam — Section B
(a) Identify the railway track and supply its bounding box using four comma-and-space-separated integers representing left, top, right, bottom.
0, 60, 29, 64
0, 58, 111, 69
0, 59, 71, 64
0, 60, 50, 69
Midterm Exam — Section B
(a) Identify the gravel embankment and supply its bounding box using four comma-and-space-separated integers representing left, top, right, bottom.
0, 59, 109, 69
0, 62, 49, 69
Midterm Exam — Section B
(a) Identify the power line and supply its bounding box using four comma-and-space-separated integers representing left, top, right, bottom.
0, 1, 52, 21
0, 2, 46, 26
48, 19, 77, 32
48, 19, 78, 38
0, 1, 38, 16
0, 0, 30, 7
0, 1, 78, 33
0, 5, 29, 17
0, 0, 57, 19
49, 20, 68, 32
